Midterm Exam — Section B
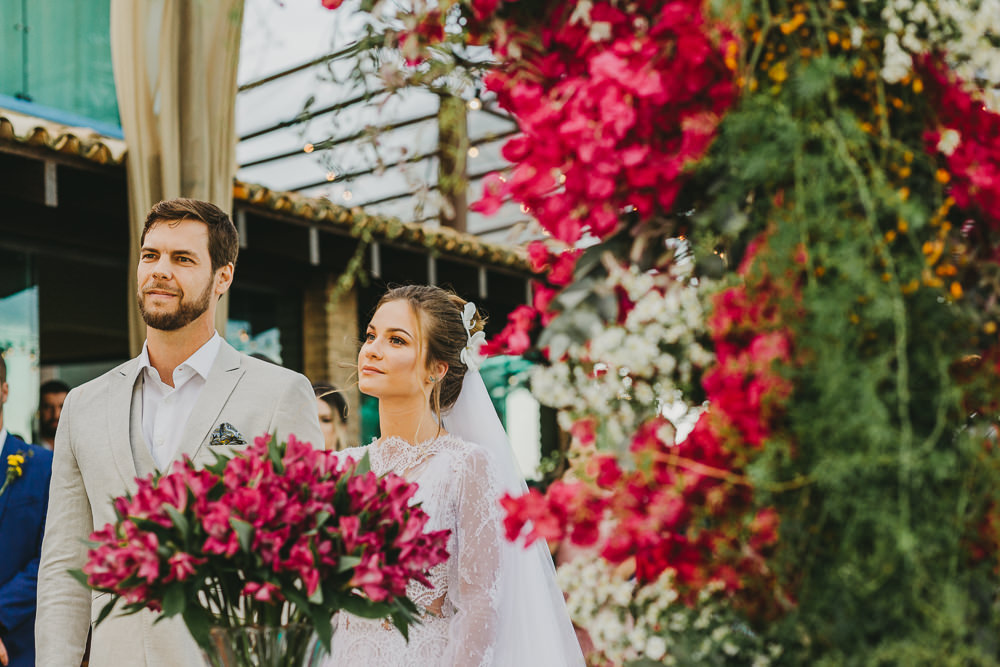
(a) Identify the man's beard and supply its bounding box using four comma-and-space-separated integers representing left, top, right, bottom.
40, 419, 58, 439
137, 279, 213, 331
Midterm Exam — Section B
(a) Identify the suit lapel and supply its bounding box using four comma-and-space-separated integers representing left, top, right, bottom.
0, 434, 14, 524
171, 341, 245, 466
107, 359, 141, 485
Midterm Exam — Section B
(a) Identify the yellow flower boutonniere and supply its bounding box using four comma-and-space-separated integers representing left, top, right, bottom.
0, 449, 31, 498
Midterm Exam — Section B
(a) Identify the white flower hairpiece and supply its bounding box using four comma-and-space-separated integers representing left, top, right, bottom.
461, 301, 486, 371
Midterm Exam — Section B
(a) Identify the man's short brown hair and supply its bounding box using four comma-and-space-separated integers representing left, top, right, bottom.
0, 351, 6, 384
140, 198, 239, 273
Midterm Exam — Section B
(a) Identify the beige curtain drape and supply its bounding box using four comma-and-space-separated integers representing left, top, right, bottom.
111, 0, 245, 355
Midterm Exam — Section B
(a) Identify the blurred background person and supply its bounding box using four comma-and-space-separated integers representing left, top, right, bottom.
0, 353, 54, 667
313, 383, 348, 451
36, 380, 69, 451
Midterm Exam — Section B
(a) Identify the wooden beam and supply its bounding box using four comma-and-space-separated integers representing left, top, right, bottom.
43, 161, 58, 207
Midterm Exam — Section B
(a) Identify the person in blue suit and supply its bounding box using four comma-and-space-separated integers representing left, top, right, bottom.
0, 354, 53, 667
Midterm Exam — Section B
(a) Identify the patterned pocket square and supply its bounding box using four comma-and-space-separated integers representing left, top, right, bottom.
210, 422, 247, 447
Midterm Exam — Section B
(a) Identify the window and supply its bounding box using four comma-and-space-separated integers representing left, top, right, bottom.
0, 0, 119, 127
226, 285, 303, 370
0, 248, 38, 441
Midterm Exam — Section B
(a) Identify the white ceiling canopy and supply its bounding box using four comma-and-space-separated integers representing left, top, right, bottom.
236, 0, 533, 244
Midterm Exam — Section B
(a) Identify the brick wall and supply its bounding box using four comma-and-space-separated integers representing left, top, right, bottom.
302, 275, 361, 446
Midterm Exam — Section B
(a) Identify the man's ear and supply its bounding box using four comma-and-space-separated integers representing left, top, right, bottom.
215, 263, 235, 296
0, 382, 7, 409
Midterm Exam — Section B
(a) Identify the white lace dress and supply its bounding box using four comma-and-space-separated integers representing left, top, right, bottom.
326, 434, 504, 666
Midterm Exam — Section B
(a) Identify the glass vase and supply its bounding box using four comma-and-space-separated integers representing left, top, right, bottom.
200, 624, 329, 667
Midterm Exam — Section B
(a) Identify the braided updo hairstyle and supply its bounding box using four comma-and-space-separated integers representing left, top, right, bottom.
374, 285, 486, 419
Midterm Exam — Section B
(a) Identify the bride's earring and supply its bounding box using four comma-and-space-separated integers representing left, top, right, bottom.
428, 376, 438, 383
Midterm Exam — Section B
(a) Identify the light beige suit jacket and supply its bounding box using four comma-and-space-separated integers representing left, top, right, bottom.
35, 341, 324, 667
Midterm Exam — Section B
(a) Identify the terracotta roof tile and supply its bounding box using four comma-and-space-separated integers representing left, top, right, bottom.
0, 110, 126, 165
232, 180, 530, 271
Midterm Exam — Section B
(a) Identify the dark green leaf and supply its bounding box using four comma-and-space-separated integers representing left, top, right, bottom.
164, 504, 190, 540
354, 451, 372, 476
230, 518, 255, 553
94, 598, 117, 626
68, 568, 91, 589
337, 555, 361, 573
181, 605, 215, 653
162, 585, 186, 618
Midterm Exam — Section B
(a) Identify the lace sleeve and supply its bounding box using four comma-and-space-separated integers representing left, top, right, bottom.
443, 446, 503, 667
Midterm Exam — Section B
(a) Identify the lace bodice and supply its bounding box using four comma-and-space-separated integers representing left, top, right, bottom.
326, 434, 504, 667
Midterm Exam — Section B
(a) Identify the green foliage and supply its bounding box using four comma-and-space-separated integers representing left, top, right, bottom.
672, 1, 1000, 662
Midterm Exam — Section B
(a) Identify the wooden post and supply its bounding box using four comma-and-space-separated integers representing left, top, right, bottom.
437, 92, 468, 232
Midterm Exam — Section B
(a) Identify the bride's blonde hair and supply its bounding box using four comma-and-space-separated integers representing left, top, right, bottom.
374, 285, 486, 421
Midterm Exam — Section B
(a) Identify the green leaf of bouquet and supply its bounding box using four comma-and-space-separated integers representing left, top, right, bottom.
163, 504, 190, 541
284, 587, 309, 612
390, 612, 410, 642
204, 452, 229, 475
230, 518, 255, 552
313, 510, 331, 529
94, 597, 117, 626
311, 608, 334, 651
267, 431, 283, 469
162, 585, 186, 618
339, 595, 392, 620
68, 568, 91, 589
354, 450, 371, 476
132, 517, 166, 532
337, 555, 361, 573
181, 605, 215, 653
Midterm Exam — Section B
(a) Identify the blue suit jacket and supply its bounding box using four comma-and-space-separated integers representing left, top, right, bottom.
0, 433, 53, 667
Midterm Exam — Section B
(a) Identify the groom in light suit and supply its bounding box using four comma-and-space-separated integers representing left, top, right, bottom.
35, 198, 324, 666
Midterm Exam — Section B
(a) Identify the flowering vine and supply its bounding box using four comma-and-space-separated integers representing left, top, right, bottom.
317, 0, 1000, 660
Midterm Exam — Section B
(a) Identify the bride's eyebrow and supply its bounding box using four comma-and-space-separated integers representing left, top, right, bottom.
385, 327, 413, 338
366, 325, 413, 339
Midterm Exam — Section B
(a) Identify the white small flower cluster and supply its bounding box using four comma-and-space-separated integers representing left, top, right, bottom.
880, 0, 1000, 98
530, 262, 713, 453
556, 559, 781, 665
556, 558, 636, 664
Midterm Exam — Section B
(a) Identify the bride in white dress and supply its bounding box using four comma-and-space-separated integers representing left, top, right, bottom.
326, 285, 584, 666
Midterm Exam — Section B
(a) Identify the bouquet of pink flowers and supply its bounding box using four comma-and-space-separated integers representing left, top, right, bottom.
72, 434, 450, 657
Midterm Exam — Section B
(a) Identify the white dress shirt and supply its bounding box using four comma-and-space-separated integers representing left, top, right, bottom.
137, 333, 222, 470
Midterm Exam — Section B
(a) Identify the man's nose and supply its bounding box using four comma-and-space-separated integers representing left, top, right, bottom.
150, 256, 173, 279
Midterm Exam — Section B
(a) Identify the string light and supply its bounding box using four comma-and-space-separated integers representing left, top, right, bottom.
468, 86, 483, 111
342, 190, 353, 201
468, 146, 480, 158
326, 171, 337, 181
303, 144, 315, 153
